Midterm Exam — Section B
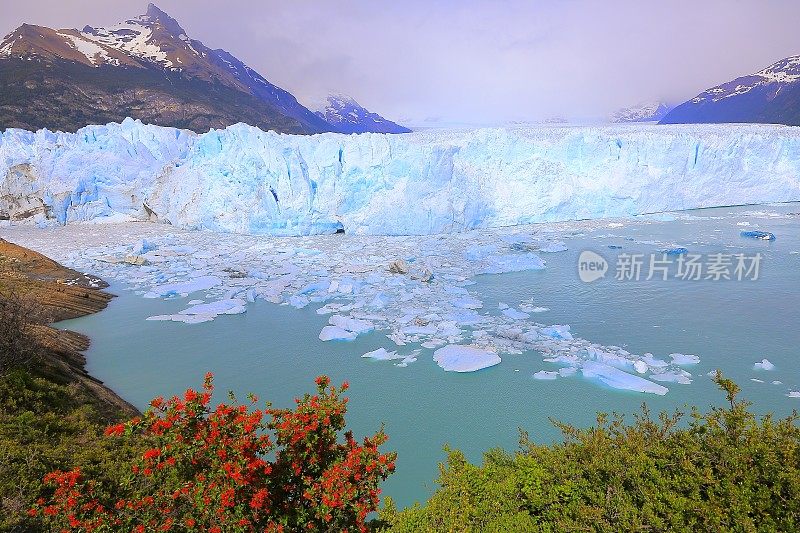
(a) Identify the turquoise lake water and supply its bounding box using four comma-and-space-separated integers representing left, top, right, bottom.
55, 204, 800, 509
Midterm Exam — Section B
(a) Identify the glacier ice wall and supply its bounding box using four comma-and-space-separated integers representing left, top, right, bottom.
2, 118, 800, 235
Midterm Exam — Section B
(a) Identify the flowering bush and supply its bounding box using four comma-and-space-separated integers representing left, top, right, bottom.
33, 374, 395, 532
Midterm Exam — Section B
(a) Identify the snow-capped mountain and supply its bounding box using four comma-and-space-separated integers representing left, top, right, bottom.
661, 54, 800, 126
0, 4, 331, 133
611, 102, 672, 123
309, 93, 411, 134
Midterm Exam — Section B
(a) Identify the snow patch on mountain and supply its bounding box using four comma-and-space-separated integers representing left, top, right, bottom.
611, 102, 672, 123
308, 93, 411, 134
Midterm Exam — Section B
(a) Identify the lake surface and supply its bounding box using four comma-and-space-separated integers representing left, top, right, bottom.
12, 203, 800, 508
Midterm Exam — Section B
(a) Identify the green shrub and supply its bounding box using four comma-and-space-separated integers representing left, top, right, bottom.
382, 373, 800, 532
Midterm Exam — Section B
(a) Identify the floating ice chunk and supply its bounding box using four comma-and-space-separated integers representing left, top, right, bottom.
772, 380, 783, 385
581, 362, 668, 395
433, 345, 501, 373
144, 275, 221, 298
451, 296, 483, 310
641, 354, 669, 368
533, 370, 559, 380
188, 299, 204, 305
633, 360, 648, 374
669, 353, 700, 366
751, 378, 764, 383
650, 369, 693, 384
540, 325, 573, 340
180, 299, 247, 317
502, 308, 530, 320
329, 315, 374, 334
480, 253, 546, 274
753, 358, 775, 371
788, 391, 800, 399
520, 305, 549, 313
361, 348, 402, 360
319, 326, 357, 341
558, 367, 578, 377
740, 230, 776, 241
131, 239, 157, 256
497, 302, 509, 310
288, 295, 310, 309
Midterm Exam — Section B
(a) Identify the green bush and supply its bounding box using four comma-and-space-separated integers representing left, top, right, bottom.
382, 374, 800, 532
0, 369, 143, 532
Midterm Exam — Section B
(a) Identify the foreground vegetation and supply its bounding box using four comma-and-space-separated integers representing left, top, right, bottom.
3, 281, 800, 531
381, 375, 800, 532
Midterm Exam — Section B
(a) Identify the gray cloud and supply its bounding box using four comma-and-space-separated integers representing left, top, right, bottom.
2, 0, 799, 125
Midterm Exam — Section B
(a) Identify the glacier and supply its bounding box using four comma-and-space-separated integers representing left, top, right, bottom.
3, 119, 800, 236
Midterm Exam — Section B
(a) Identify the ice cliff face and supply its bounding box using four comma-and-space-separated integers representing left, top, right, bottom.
2, 119, 800, 236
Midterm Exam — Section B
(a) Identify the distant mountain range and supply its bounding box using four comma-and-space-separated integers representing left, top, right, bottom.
0, 4, 409, 134
308, 93, 410, 134
661, 54, 800, 126
611, 102, 673, 123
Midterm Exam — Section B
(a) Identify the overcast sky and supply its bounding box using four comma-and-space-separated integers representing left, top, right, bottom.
3, 1, 799, 125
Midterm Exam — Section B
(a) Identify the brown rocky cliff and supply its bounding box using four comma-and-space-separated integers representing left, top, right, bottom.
0, 237, 139, 419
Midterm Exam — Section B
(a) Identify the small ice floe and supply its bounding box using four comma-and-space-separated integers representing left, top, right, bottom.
753, 358, 775, 371
751, 378, 764, 383
650, 369, 693, 385
740, 230, 776, 241
146, 298, 246, 324
772, 381, 783, 385
581, 361, 668, 395
319, 326, 357, 341
502, 307, 530, 320
131, 239, 157, 256
520, 305, 549, 313
144, 275, 221, 298
669, 353, 700, 366
787, 391, 800, 398
540, 325, 573, 340
433, 345, 501, 372
633, 360, 648, 374
533, 370, 559, 380
328, 314, 374, 334
361, 348, 402, 361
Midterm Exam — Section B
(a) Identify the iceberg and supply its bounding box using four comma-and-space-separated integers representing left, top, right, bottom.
754, 358, 775, 371
318, 326, 357, 342
5, 121, 800, 236
740, 231, 776, 241
361, 348, 402, 361
328, 315, 374, 334
144, 275, 221, 298
433, 345, 501, 373
669, 353, 700, 366
581, 362, 669, 395
533, 370, 559, 380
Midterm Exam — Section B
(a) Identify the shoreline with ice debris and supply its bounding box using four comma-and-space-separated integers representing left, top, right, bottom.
0, 213, 725, 396
3, 120, 800, 235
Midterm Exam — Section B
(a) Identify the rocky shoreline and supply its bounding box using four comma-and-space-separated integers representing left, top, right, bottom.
0, 237, 138, 419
